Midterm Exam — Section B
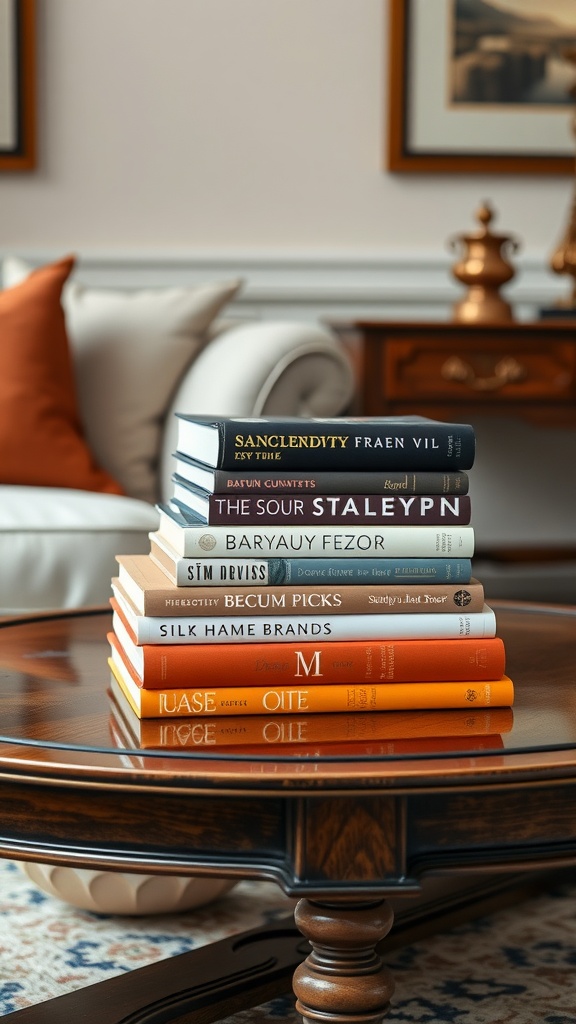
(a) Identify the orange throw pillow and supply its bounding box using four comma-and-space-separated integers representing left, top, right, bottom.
0, 256, 124, 493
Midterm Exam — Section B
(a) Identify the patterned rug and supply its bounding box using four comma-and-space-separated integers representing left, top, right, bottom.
1, 860, 576, 1022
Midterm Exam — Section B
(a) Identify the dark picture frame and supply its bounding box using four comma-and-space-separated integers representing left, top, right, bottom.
0, 0, 35, 171
387, 0, 576, 174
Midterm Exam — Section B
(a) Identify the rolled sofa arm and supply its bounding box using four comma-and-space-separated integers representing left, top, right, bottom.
159, 320, 356, 501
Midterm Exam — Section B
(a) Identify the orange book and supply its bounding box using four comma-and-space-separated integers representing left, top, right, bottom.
110, 610, 506, 690
109, 641, 514, 718
109, 679, 513, 752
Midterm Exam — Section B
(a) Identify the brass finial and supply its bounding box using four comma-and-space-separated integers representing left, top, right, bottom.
475, 201, 495, 230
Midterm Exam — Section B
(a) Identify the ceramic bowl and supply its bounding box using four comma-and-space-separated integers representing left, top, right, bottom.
17, 861, 236, 915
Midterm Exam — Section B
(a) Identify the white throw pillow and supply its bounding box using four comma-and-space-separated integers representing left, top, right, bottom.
2, 257, 243, 503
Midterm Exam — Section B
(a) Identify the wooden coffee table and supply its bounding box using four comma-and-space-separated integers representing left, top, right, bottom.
1, 602, 576, 1024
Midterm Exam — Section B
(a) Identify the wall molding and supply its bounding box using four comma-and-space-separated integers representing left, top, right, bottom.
1, 248, 567, 320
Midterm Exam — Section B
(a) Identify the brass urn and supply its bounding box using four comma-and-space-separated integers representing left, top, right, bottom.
449, 201, 519, 323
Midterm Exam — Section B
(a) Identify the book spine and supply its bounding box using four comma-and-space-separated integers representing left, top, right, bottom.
108, 630, 507, 686
127, 580, 485, 617
113, 605, 496, 646
157, 515, 476, 558
194, 469, 470, 495
110, 663, 514, 717
181, 493, 472, 526
200, 420, 476, 470
150, 542, 472, 587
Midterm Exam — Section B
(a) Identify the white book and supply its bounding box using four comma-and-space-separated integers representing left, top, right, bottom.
150, 531, 276, 586
111, 592, 497, 647
148, 533, 474, 588
155, 503, 475, 558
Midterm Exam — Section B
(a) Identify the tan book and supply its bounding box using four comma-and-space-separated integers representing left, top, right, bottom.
115, 554, 485, 617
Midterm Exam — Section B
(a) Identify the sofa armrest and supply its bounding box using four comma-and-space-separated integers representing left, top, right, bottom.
159, 320, 355, 501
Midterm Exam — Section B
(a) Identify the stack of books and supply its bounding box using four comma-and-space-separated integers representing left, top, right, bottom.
107, 415, 514, 752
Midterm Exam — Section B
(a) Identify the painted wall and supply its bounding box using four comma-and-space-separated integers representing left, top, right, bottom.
2, 0, 575, 258
1, 0, 575, 597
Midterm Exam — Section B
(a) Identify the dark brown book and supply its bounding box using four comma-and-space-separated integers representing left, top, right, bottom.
171, 481, 472, 526
172, 453, 470, 495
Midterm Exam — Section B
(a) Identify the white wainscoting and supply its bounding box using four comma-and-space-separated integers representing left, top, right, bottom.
0, 248, 568, 323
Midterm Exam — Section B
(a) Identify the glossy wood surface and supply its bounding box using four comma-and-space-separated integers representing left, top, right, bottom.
0, 603, 575, 787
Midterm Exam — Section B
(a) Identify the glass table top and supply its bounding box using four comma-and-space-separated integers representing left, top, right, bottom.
0, 604, 575, 778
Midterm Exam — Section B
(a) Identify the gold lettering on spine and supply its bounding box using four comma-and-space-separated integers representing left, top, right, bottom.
234, 433, 350, 451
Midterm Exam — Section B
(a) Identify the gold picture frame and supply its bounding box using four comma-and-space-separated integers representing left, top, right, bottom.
387, 0, 576, 174
0, 0, 35, 171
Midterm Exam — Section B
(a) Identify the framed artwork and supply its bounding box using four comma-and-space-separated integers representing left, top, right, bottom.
387, 0, 576, 173
0, 0, 35, 171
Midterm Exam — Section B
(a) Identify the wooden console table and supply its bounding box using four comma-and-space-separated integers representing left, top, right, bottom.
329, 319, 576, 569
330, 320, 576, 428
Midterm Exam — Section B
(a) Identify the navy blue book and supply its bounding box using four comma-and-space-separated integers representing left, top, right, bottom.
175, 415, 476, 471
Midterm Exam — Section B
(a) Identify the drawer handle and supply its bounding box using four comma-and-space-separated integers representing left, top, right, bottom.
441, 355, 526, 391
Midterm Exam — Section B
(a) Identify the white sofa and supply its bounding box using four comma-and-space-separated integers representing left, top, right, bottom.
0, 259, 355, 614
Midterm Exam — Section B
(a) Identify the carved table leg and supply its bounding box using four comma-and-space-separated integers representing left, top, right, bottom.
293, 898, 395, 1024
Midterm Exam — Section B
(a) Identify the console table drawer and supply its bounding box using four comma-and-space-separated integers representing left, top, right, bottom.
385, 339, 576, 403
329, 321, 576, 424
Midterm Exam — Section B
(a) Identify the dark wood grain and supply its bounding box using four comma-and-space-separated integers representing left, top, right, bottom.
1, 604, 576, 1023
330, 321, 576, 428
